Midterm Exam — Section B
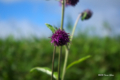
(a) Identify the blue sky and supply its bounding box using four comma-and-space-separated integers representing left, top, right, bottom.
0, 0, 120, 39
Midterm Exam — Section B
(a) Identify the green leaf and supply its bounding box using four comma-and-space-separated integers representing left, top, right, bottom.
45, 23, 56, 33
67, 55, 91, 69
81, 12, 87, 21
30, 67, 58, 79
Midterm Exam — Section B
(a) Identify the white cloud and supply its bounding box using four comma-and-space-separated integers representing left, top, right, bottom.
0, 19, 51, 39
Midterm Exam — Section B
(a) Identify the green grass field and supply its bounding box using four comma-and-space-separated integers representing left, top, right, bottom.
0, 34, 120, 80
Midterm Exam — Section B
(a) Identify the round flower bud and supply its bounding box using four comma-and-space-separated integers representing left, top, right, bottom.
51, 29, 70, 46
81, 9, 93, 20
60, 0, 79, 6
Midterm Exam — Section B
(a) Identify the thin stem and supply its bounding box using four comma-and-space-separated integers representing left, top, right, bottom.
60, 0, 65, 30
58, 0, 65, 80
51, 46, 56, 80
58, 46, 62, 80
69, 13, 81, 48
62, 14, 82, 80
62, 45, 69, 80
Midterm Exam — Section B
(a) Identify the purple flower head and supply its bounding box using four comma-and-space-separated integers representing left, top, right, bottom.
81, 9, 93, 20
60, 0, 79, 6
51, 29, 70, 46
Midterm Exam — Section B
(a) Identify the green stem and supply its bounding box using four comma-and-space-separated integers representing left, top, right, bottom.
61, 14, 82, 80
69, 13, 81, 48
58, 0, 65, 80
51, 46, 56, 80
62, 45, 69, 80
60, 0, 65, 30
58, 46, 62, 80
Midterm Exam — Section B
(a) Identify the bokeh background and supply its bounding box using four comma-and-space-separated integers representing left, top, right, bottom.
0, 0, 120, 80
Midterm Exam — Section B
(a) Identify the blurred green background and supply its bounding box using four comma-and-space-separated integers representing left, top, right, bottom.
0, 25, 120, 80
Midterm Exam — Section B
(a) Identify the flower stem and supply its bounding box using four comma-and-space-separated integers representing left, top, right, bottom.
69, 13, 81, 48
62, 14, 81, 80
58, 46, 62, 80
51, 46, 56, 80
58, 0, 65, 80
60, 0, 65, 30
62, 45, 69, 80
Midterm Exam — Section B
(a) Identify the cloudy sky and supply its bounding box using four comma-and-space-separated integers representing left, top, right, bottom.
0, 0, 120, 39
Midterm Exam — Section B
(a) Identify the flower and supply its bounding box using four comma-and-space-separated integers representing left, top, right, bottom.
51, 29, 70, 46
60, 0, 79, 6
81, 9, 93, 20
